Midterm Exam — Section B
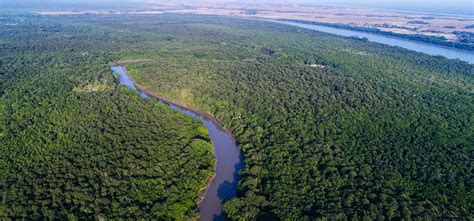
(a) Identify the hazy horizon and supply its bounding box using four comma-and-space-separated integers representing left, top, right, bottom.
313, 0, 473, 16
1, 0, 473, 16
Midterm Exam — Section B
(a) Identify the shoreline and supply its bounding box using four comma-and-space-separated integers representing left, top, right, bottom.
196, 174, 216, 207
112, 60, 238, 143
274, 19, 474, 53
113, 64, 240, 218
136, 85, 238, 144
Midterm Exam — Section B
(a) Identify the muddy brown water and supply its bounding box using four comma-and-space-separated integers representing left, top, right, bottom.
111, 66, 243, 221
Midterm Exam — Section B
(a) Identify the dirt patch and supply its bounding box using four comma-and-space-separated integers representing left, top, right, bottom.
114, 59, 152, 65
308, 64, 326, 68
73, 83, 110, 93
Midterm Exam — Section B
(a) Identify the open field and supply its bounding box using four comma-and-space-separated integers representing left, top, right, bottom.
148, 1, 474, 42
35, 1, 474, 44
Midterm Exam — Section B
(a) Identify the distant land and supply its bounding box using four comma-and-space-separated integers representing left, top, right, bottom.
0, 0, 149, 11
25, 1, 474, 51
1, 1, 473, 219
318, 1, 474, 17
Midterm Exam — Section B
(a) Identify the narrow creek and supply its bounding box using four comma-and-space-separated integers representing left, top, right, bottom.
111, 66, 243, 221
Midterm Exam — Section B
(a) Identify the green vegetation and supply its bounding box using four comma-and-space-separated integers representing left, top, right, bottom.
124, 16, 473, 219
455, 31, 474, 44
0, 14, 214, 220
281, 19, 474, 51
407, 20, 429, 25
0, 13, 472, 220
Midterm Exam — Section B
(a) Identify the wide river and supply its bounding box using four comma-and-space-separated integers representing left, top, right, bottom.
273, 20, 474, 64
111, 66, 243, 221
110, 19, 472, 219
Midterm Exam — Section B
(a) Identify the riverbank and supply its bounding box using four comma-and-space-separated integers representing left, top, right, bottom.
272, 20, 474, 64
136, 85, 238, 143
113, 61, 238, 142
135, 84, 220, 217
114, 59, 152, 65
278, 19, 474, 51
112, 64, 243, 220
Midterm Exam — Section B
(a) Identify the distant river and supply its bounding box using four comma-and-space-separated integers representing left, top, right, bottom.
111, 66, 243, 221
273, 20, 474, 64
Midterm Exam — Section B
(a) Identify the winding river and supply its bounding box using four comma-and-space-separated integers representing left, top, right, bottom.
273, 20, 474, 64
110, 17, 472, 219
111, 66, 243, 221
110, 19, 473, 219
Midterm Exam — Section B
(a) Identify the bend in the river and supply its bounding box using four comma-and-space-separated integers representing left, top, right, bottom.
111, 65, 243, 221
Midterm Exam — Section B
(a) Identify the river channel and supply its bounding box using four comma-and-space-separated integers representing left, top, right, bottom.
273, 20, 474, 64
111, 65, 243, 221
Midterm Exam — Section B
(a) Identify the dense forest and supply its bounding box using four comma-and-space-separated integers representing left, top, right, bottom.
124, 16, 473, 219
280, 19, 474, 51
0, 14, 214, 220
0, 13, 473, 220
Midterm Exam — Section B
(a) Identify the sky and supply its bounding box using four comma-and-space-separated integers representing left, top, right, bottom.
314, 0, 472, 5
